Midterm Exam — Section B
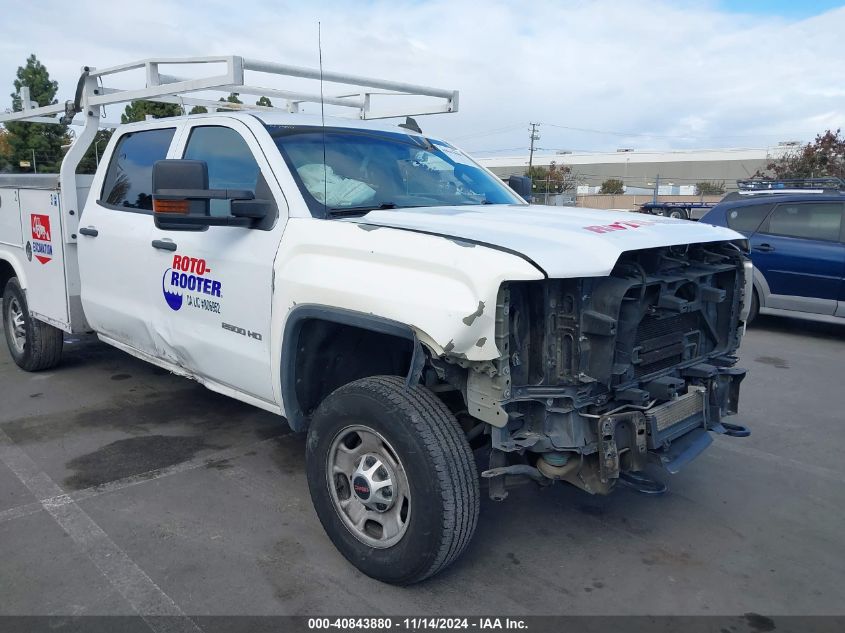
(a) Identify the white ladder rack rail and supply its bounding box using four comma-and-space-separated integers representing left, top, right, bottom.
0, 55, 459, 244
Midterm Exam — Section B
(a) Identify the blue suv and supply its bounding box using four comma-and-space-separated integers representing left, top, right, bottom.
700, 179, 845, 324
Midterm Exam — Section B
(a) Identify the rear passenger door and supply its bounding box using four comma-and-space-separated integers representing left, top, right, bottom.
750, 201, 845, 315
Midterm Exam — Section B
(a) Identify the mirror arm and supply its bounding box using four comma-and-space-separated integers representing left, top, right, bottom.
157, 215, 253, 228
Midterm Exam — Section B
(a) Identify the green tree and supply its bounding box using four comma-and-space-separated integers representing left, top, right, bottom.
696, 181, 726, 195
219, 92, 243, 105
756, 129, 845, 180
0, 128, 12, 171
599, 178, 625, 194
525, 162, 576, 193
4, 54, 68, 173
188, 105, 208, 115
121, 100, 181, 123
75, 129, 114, 174
256, 96, 273, 107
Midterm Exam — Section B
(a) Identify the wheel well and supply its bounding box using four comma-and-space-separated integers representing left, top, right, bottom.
0, 259, 17, 294
283, 311, 417, 431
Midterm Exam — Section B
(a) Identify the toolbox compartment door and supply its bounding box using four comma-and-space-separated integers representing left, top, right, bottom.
18, 188, 70, 328
0, 188, 23, 246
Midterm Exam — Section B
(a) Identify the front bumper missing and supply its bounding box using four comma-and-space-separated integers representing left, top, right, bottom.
598, 365, 749, 482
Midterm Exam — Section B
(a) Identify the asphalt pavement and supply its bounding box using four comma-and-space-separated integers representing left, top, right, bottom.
1, 313, 844, 618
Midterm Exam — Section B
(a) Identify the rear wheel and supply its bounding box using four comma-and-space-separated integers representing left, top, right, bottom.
306, 376, 479, 584
668, 208, 688, 220
2, 278, 63, 371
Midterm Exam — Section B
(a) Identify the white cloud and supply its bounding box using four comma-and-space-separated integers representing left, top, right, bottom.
2, 0, 844, 154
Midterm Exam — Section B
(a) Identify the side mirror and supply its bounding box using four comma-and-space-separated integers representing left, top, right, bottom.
507, 175, 533, 202
152, 159, 271, 231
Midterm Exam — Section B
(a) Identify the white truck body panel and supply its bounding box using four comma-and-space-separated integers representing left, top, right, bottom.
0, 188, 23, 246
271, 218, 544, 371
0, 175, 95, 333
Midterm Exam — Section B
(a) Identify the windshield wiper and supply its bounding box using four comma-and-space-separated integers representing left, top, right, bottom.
327, 202, 398, 217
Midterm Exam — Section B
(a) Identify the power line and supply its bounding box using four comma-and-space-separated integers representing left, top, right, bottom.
452, 119, 804, 147
450, 124, 524, 141
542, 122, 799, 142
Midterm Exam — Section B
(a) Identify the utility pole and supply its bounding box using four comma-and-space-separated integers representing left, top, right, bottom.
32, 149, 37, 174
528, 123, 540, 175
652, 173, 660, 203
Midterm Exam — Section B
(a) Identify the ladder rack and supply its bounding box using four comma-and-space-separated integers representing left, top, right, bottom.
0, 55, 459, 246
0, 55, 459, 127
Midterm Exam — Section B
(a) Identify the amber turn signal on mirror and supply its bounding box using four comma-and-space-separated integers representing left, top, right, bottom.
153, 199, 190, 214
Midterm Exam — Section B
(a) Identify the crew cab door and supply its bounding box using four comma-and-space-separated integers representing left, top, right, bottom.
78, 125, 180, 355
150, 120, 288, 404
750, 201, 845, 315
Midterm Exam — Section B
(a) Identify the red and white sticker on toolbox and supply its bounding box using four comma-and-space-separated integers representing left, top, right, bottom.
30, 214, 53, 264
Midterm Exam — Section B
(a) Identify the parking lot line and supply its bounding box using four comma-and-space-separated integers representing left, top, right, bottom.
0, 499, 43, 524
0, 426, 200, 632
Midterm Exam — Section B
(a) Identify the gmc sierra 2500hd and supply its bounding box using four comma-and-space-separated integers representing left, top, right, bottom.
0, 56, 751, 584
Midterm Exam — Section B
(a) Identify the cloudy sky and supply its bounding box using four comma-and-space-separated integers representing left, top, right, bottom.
2, 0, 844, 157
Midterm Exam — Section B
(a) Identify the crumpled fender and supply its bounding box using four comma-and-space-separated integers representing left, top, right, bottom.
271, 218, 544, 364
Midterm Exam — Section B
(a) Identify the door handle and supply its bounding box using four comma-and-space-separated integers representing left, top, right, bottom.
754, 243, 775, 252
151, 239, 177, 252
79, 227, 98, 237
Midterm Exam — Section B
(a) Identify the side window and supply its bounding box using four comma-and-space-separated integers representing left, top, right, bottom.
763, 202, 843, 242
183, 126, 260, 217
725, 204, 771, 234
101, 128, 176, 211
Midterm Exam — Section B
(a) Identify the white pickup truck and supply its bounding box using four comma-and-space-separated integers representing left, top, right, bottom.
0, 56, 752, 584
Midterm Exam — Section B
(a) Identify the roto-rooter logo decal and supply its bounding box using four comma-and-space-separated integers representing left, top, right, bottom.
30, 214, 53, 264
162, 255, 222, 314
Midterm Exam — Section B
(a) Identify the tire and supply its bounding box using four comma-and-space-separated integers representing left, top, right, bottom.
306, 375, 479, 585
668, 209, 688, 220
747, 288, 759, 326
2, 278, 63, 371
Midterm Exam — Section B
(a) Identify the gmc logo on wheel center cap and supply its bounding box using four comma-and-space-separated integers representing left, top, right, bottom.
353, 476, 371, 499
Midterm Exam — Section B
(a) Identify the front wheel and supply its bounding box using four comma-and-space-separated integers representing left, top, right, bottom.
306, 376, 479, 584
3, 278, 63, 371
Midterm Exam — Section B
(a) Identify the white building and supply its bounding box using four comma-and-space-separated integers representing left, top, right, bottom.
477, 146, 794, 192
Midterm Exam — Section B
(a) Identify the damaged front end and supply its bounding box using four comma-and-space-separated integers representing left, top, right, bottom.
449, 241, 751, 498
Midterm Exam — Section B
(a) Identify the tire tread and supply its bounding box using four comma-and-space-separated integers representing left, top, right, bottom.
3, 278, 63, 372
322, 375, 479, 584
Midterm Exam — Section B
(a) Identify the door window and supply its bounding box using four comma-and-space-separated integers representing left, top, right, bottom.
763, 203, 843, 242
183, 126, 261, 217
100, 128, 176, 211
725, 204, 772, 233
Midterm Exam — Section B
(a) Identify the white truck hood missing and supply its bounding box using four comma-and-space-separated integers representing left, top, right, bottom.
351, 205, 743, 278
